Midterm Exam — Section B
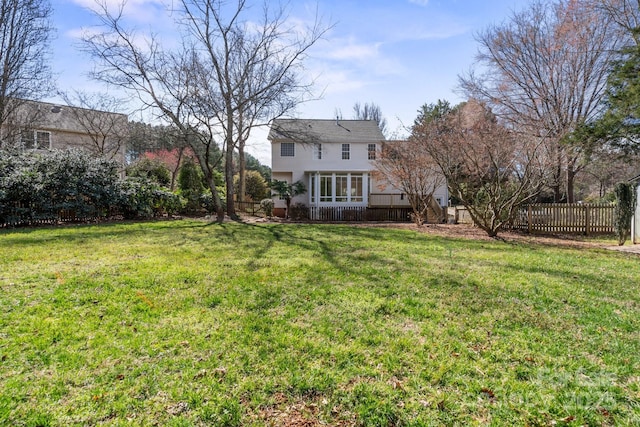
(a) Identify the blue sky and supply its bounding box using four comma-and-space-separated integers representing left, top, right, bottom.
49, 0, 529, 164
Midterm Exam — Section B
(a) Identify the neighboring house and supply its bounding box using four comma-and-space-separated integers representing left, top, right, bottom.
0, 99, 128, 165
269, 118, 449, 219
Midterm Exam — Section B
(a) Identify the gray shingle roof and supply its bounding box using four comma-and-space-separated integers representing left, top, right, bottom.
269, 119, 385, 143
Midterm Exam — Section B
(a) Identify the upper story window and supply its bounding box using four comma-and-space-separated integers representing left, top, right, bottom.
21, 130, 51, 150
342, 143, 350, 160
281, 142, 295, 157
367, 143, 376, 160
313, 143, 322, 160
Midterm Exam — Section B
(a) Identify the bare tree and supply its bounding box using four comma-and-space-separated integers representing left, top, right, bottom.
414, 100, 547, 237
353, 102, 388, 137
82, 0, 327, 220
460, 0, 624, 203
0, 0, 54, 147
600, 0, 640, 46
372, 140, 445, 226
58, 90, 129, 161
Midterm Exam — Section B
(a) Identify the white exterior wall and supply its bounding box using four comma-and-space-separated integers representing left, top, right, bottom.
271, 139, 449, 210
271, 140, 376, 209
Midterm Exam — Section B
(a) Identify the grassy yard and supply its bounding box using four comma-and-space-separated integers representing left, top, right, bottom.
0, 220, 639, 426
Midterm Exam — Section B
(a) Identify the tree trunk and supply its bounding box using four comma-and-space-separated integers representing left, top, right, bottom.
225, 112, 238, 220
194, 152, 224, 223
238, 145, 246, 202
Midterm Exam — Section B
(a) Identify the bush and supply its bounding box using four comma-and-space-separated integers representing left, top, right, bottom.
117, 178, 183, 219
178, 159, 205, 214
260, 198, 274, 217
126, 158, 171, 187
234, 170, 269, 201
288, 203, 309, 220
0, 150, 185, 226
0, 149, 121, 225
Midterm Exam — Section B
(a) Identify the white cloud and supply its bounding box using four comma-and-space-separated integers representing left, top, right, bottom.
324, 40, 381, 61
408, 0, 430, 6
71, 0, 166, 25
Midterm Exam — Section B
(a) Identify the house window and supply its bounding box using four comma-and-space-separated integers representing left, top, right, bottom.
335, 175, 348, 202
21, 130, 51, 150
351, 175, 363, 202
367, 143, 376, 160
342, 143, 350, 160
313, 143, 322, 160
320, 175, 332, 202
281, 142, 295, 157
310, 175, 316, 203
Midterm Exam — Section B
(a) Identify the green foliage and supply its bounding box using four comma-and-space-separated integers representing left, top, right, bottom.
178, 158, 205, 214
270, 179, 306, 218
0, 150, 184, 225
126, 157, 171, 187
613, 182, 637, 245
0, 149, 121, 225
117, 178, 183, 219
234, 170, 269, 201
585, 44, 640, 154
259, 198, 274, 217
288, 203, 309, 220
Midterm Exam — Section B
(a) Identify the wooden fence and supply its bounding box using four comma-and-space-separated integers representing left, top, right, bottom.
1, 202, 118, 228
512, 203, 615, 235
308, 206, 412, 222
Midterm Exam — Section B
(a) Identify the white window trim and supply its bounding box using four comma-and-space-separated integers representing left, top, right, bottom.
341, 143, 350, 160
313, 143, 322, 160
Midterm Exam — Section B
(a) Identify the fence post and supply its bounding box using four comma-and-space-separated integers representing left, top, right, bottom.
528, 205, 532, 234
584, 205, 590, 236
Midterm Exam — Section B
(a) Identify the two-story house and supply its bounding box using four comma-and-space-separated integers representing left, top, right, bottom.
269, 118, 449, 220
1, 99, 128, 166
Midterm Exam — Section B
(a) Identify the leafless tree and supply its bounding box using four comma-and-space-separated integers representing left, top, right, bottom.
0, 0, 54, 147
372, 140, 445, 226
353, 102, 388, 137
600, 0, 640, 46
82, 0, 327, 220
414, 100, 548, 237
58, 90, 129, 161
460, 0, 625, 203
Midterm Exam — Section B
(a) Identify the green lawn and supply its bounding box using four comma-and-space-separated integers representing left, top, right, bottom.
1, 220, 639, 426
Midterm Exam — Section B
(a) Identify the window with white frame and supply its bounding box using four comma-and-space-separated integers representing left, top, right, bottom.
313, 143, 322, 160
367, 143, 376, 160
315, 173, 364, 203
341, 143, 350, 160
281, 142, 295, 157
351, 175, 363, 201
310, 175, 316, 203
320, 175, 332, 202
21, 130, 51, 150
335, 175, 348, 202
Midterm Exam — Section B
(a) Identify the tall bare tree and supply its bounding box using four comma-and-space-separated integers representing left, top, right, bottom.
82, 0, 327, 220
414, 100, 547, 237
353, 102, 388, 137
460, 0, 624, 203
0, 0, 54, 147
